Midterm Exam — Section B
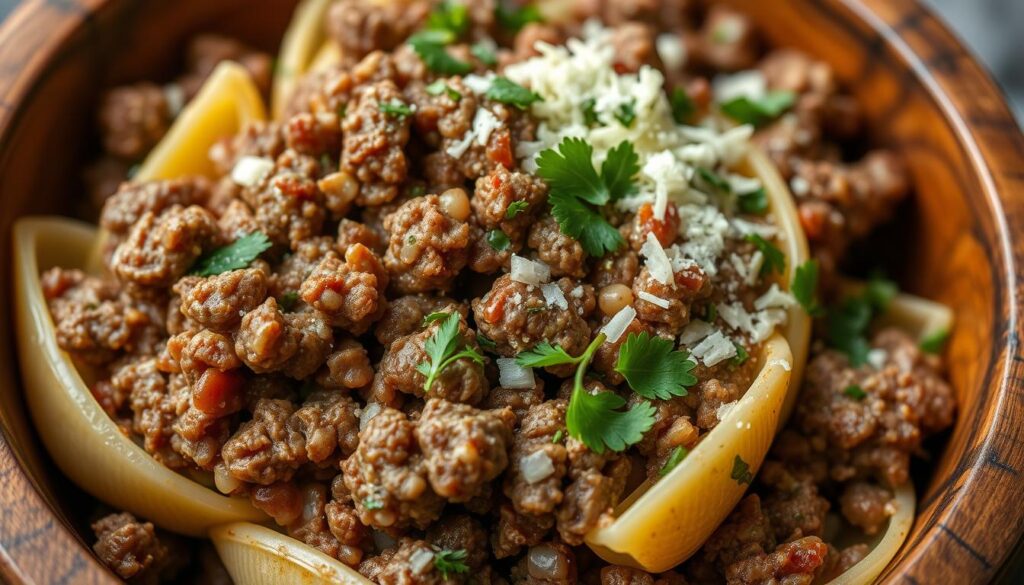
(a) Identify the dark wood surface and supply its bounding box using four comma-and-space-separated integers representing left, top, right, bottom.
0, 0, 1022, 583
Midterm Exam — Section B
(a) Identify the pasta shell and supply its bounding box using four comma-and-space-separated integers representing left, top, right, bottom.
826, 482, 915, 585
211, 522, 372, 585
13, 218, 266, 537
136, 61, 266, 181
271, 0, 335, 120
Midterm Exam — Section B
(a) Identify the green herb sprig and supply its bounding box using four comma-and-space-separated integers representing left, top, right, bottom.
415, 312, 484, 393
190, 232, 271, 276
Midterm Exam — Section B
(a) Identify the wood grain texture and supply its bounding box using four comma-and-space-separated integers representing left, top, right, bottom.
0, 0, 1021, 582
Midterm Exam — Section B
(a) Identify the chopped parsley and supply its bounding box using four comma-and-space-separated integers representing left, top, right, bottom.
552, 429, 564, 444
695, 166, 731, 194
408, 30, 473, 75
730, 454, 754, 485
614, 99, 637, 127
505, 200, 529, 219
471, 42, 498, 66
536, 137, 638, 256
704, 303, 718, 323
581, 98, 600, 126
190, 232, 271, 276
920, 329, 949, 354
719, 91, 795, 127
425, 80, 462, 101
737, 187, 768, 214
425, 1, 469, 37
732, 342, 750, 366
495, 2, 542, 32
486, 229, 511, 251
792, 260, 823, 316
669, 87, 696, 124
660, 446, 689, 477
379, 100, 413, 118
844, 385, 867, 400
422, 311, 449, 326
362, 498, 384, 510
433, 548, 469, 579
278, 291, 300, 312
516, 335, 656, 453
486, 77, 543, 109
825, 274, 898, 366
415, 312, 484, 393
476, 333, 498, 352
745, 234, 785, 276
614, 332, 697, 399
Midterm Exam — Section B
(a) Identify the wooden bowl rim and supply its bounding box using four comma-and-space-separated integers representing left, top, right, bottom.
0, 0, 1021, 583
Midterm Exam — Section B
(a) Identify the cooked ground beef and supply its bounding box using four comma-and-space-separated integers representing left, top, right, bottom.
92, 513, 168, 580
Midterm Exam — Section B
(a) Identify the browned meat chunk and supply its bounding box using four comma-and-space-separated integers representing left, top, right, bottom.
528, 215, 587, 279
471, 165, 547, 241
342, 81, 412, 206
238, 150, 326, 249
98, 83, 172, 160
839, 482, 892, 536
174, 267, 267, 331
724, 536, 828, 585
315, 337, 375, 390
326, 0, 430, 63
504, 400, 569, 517
374, 294, 464, 347
100, 179, 210, 236
632, 264, 710, 336
234, 299, 333, 379
383, 195, 471, 293
110, 206, 220, 288
91, 512, 167, 580
222, 399, 305, 485
300, 243, 388, 334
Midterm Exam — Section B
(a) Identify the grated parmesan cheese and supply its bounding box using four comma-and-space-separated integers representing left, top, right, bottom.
231, 156, 274, 188
712, 70, 766, 103
541, 282, 568, 310
754, 284, 795, 311
691, 330, 737, 367
510, 255, 550, 285
640, 233, 674, 285
637, 291, 670, 309
867, 349, 888, 370
680, 320, 715, 345
656, 33, 687, 72
601, 305, 636, 343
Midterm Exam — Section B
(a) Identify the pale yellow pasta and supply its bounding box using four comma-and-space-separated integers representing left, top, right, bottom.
827, 483, 915, 585
271, 0, 335, 119
212, 523, 372, 585
13, 218, 266, 537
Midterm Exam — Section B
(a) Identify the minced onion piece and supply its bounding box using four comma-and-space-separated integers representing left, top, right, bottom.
637, 291, 670, 309
640, 233, 674, 285
408, 547, 435, 574
231, 155, 274, 188
540, 282, 568, 310
520, 450, 556, 484
600, 305, 637, 344
497, 358, 535, 389
359, 402, 383, 431
511, 255, 551, 285
213, 463, 242, 495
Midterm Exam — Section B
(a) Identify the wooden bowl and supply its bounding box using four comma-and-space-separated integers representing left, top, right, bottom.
0, 0, 1021, 582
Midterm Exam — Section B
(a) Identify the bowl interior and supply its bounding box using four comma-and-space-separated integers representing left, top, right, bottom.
0, 0, 1019, 582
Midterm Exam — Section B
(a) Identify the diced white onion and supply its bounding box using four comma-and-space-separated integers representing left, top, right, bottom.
511, 255, 551, 285
497, 358, 535, 389
473, 107, 502, 146
691, 330, 737, 367
679, 320, 714, 345
712, 70, 766, 103
656, 34, 687, 72
640, 233, 674, 285
541, 283, 568, 310
408, 548, 435, 574
520, 450, 556, 484
867, 349, 888, 370
447, 131, 475, 158
637, 291, 670, 309
601, 305, 636, 344
231, 156, 274, 188
462, 73, 494, 95
359, 402, 382, 431
754, 284, 795, 311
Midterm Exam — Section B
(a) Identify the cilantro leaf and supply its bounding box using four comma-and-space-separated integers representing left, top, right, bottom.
486, 77, 542, 109
568, 384, 656, 454
486, 229, 511, 251
732, 342, 749, 366
738, 187, 768, 214
516, 342, 578, 368
614, 99, 637, 127
505, 200, 529, 219
730, 455, 754, 485
495, 3, 542, 32
362, 498, 384, 510
660, 445, 689, 477
408, 31, 473, 75
278, 291, 299, 312
792, 260, 823, 316
695, 167, 731, 194
844, 384, 867, 400
600, 140, 641, 202
422, 311, 449, 325
864, 274, 898, 312
825, 274, 901, 365
746, 234, 785, 276
425, 1, 469, 36
614, 332, 696, 400
549, 190, 624, 257
471, 42, 498, 66
190, 232, 271, 276
582, 97, 600, 126
920, 329, 949, 354
536, 137, 608, 205
720, 91, 795, 127
670, 87, 696, 124
379, 100, 413, 118
416, 312, 484, 392
552, 429, 564, 444
433, 548, 469, 579
476, 333, 497, 352
425, 80, 462, 101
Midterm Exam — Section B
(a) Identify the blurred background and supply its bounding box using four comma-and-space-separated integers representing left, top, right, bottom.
926, 0, 1024, 122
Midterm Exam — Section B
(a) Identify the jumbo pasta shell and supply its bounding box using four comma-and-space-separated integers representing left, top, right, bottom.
583, 149, 811, 572
136, 61, 266, 181
212, 523, 372, 585
13, 218, 266, 537
826, 482, 915, 585
585, 332, 794, 572
271, 0, 335, 120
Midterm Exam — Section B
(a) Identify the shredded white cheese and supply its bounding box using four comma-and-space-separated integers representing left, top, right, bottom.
656, 33, 687, 72
541, 283, 568, 310
680, 320, 715, 345
867, 349, 888, 370
640, 233, 674, 285
637, 291, 670, 309
497, 358, 536, 389
510, 255, 551, 285
690, 330, 737, 367
712, 70, 766, 103
601, 305, 636, 344
231, 156, 274, 188
754, 284, 796, 311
